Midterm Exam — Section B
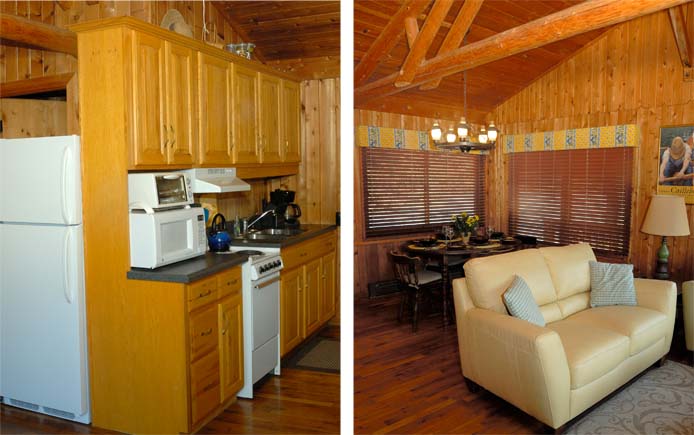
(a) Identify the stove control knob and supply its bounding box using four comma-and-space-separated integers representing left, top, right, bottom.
275, 260, 281, 267
259, 265, 267, 273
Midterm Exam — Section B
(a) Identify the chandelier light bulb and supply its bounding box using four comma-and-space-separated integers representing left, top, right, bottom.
446, 128, 457, 143
478, 126, 488, 144
431, 121, 442, 142
457, 117, 469, 139
487, 122, 498, 142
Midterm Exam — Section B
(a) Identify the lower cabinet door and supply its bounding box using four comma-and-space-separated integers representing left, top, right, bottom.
190, 350, 220, 425
219, 295, 244, 402
280, 267, 303, 356
320, 251, 337, 323
304, 259, 322, 337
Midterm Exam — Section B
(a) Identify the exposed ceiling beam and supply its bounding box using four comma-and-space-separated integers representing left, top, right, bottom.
404, 16, 419, 48
0, 13, 77, 57
396, 0, 454, 87
355, 0, 690, 106
212, 3, 267, 63
0, 73, 74, 97
667, 5, 691, 67
420, 0, 484, 90
354, 0, 431, 87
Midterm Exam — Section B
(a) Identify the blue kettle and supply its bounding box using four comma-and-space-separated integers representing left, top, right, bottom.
208, 213, 232, 252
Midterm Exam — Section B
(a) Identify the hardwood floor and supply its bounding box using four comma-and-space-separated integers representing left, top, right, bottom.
354, 294, 692, 434
1, 327, 340, 435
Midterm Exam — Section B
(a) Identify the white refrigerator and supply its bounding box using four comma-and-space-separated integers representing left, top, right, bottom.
0, 135, 90, 423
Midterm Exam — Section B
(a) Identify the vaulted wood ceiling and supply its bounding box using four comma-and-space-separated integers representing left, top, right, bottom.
354, 0, 688, 122
214, 1, 340, 79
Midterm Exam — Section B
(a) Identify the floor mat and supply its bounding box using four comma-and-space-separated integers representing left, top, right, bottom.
284, 336, 340, 374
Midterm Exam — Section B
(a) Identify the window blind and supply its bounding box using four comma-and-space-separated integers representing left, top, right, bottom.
508, 147, 633, 257
361, 147, 486, 237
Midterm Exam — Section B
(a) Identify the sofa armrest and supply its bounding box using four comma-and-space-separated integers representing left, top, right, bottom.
460, 308, 571, 428
683, 281, 693, 351
634, 278, 677, 315
634, 278, 677, 352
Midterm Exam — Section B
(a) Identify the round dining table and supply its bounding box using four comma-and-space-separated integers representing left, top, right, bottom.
406, 239, 522, 325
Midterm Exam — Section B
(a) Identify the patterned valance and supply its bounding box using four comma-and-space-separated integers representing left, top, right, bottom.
504, 124, 639, 153
355, 125, 487, 154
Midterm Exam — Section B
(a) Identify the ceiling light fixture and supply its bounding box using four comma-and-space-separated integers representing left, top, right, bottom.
430, 40, 499, 153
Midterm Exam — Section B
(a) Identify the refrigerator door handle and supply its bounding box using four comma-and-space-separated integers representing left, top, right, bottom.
61, 146, 71, 225
63, 230, 73, 304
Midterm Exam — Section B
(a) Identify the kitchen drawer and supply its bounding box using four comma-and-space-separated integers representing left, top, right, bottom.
190, 350, 220, 425
217, 267, 242, 300
282, 232, 336, 270
188, 276, 217, 312
189, 305, 218, 361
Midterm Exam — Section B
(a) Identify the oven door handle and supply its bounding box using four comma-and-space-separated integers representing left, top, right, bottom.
254, 276, 280, 290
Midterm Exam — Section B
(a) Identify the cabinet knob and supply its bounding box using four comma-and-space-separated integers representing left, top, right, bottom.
201, 328, 213, 336
199, 289, 212, 298
221, 328, 227, 335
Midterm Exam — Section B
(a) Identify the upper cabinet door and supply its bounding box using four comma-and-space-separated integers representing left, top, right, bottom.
198, 53, 232, 165
281, 80, 301, 163
232, 64, 259, 164
130, 32, 167, 167
164, 42, 197, 166
258, 73, 282, 164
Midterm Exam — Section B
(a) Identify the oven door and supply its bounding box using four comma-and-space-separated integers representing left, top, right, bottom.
251, 274, 280, 350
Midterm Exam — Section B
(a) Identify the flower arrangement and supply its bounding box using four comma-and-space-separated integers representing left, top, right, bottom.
452, 212, 480, 235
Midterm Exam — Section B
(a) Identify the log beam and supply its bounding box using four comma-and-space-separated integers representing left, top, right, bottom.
354, 0, 431, 87
404, 16, 419, 48
420, 0, 484, 90
668, 5, 691, 67
0, 13, 77, 57
395, 0, 454, 87
0, 73, 74, 97
355, 0, 690, 106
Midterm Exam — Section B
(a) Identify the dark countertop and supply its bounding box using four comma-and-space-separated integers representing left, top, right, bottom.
229, 224, 337, 249
127, 252, 248, 284
127, 224, 337, 284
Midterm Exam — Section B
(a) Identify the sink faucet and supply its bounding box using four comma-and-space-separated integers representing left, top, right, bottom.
246, 209, 276, 232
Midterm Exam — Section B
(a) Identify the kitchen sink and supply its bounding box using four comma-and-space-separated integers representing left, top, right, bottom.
255, 228, 306, 236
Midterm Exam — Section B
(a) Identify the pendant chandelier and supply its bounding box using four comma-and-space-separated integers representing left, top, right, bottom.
431, 67, 499, 152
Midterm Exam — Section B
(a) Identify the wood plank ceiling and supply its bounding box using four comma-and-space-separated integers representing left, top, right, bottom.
354, 0, 615, 122
214, 1, 340, 79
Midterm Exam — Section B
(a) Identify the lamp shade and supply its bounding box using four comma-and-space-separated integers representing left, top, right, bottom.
641, 195, 691, 237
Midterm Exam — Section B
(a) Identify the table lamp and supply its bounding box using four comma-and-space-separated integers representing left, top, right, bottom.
641, 195, 691, 279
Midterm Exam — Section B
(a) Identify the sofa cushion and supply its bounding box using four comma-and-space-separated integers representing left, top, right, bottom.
589, 261, 637, 307
566, 306, 668, 356
539, 243, 596, 300
546, 319, 629, 389
503, 276, 546, 327
464, 249, 557, 315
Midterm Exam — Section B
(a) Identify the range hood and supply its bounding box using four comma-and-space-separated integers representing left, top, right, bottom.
185, 168, 251, 193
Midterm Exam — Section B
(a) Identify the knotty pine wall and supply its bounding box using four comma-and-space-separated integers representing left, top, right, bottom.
490, 8, 694, 283
0, 0, 243, 82
353, 110, 487, 296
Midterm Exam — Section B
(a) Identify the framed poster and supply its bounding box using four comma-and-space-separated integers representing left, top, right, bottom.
657, 125, 694, 204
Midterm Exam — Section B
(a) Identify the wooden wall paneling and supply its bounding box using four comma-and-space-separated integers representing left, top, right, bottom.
2, 2, 18, 82
40, 1, 57, 76
319, 78, 339, 225
301, 79, 321, 224
0, 98, 67, 138
492, 9, 694, 283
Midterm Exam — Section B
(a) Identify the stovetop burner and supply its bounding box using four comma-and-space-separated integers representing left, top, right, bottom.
234, 250, 264, 256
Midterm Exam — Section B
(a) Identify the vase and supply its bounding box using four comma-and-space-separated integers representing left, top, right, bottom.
462, 232, 471, 245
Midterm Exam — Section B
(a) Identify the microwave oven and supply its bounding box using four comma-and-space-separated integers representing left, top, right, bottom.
128, 172, 193, 211
129, 206, 207, 269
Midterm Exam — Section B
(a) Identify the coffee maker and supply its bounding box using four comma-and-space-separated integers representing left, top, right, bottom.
270, 189, 302, 228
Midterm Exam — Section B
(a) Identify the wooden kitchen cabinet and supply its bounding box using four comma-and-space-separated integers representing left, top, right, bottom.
258, 73, 282, 163
280, 267, 304, 356
129, 32, 197, 167
218, 294, 244, 402
232, 64, 259, 164
198, 52, 233, 165
281, 80, 301, 162
320, 251, 337, 323
279, 230, 337, 357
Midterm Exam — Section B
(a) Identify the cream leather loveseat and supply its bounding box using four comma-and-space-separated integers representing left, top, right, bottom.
452, 243, 676, 430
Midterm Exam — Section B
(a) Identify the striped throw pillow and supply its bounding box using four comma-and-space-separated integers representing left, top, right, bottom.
503, 276, 546, 327
589, 261, 637, 307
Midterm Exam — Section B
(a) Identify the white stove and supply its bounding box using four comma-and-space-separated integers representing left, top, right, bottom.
228, 246, 283, 399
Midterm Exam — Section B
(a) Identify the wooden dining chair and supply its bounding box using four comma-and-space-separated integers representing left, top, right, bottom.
389, 251, 443, 332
